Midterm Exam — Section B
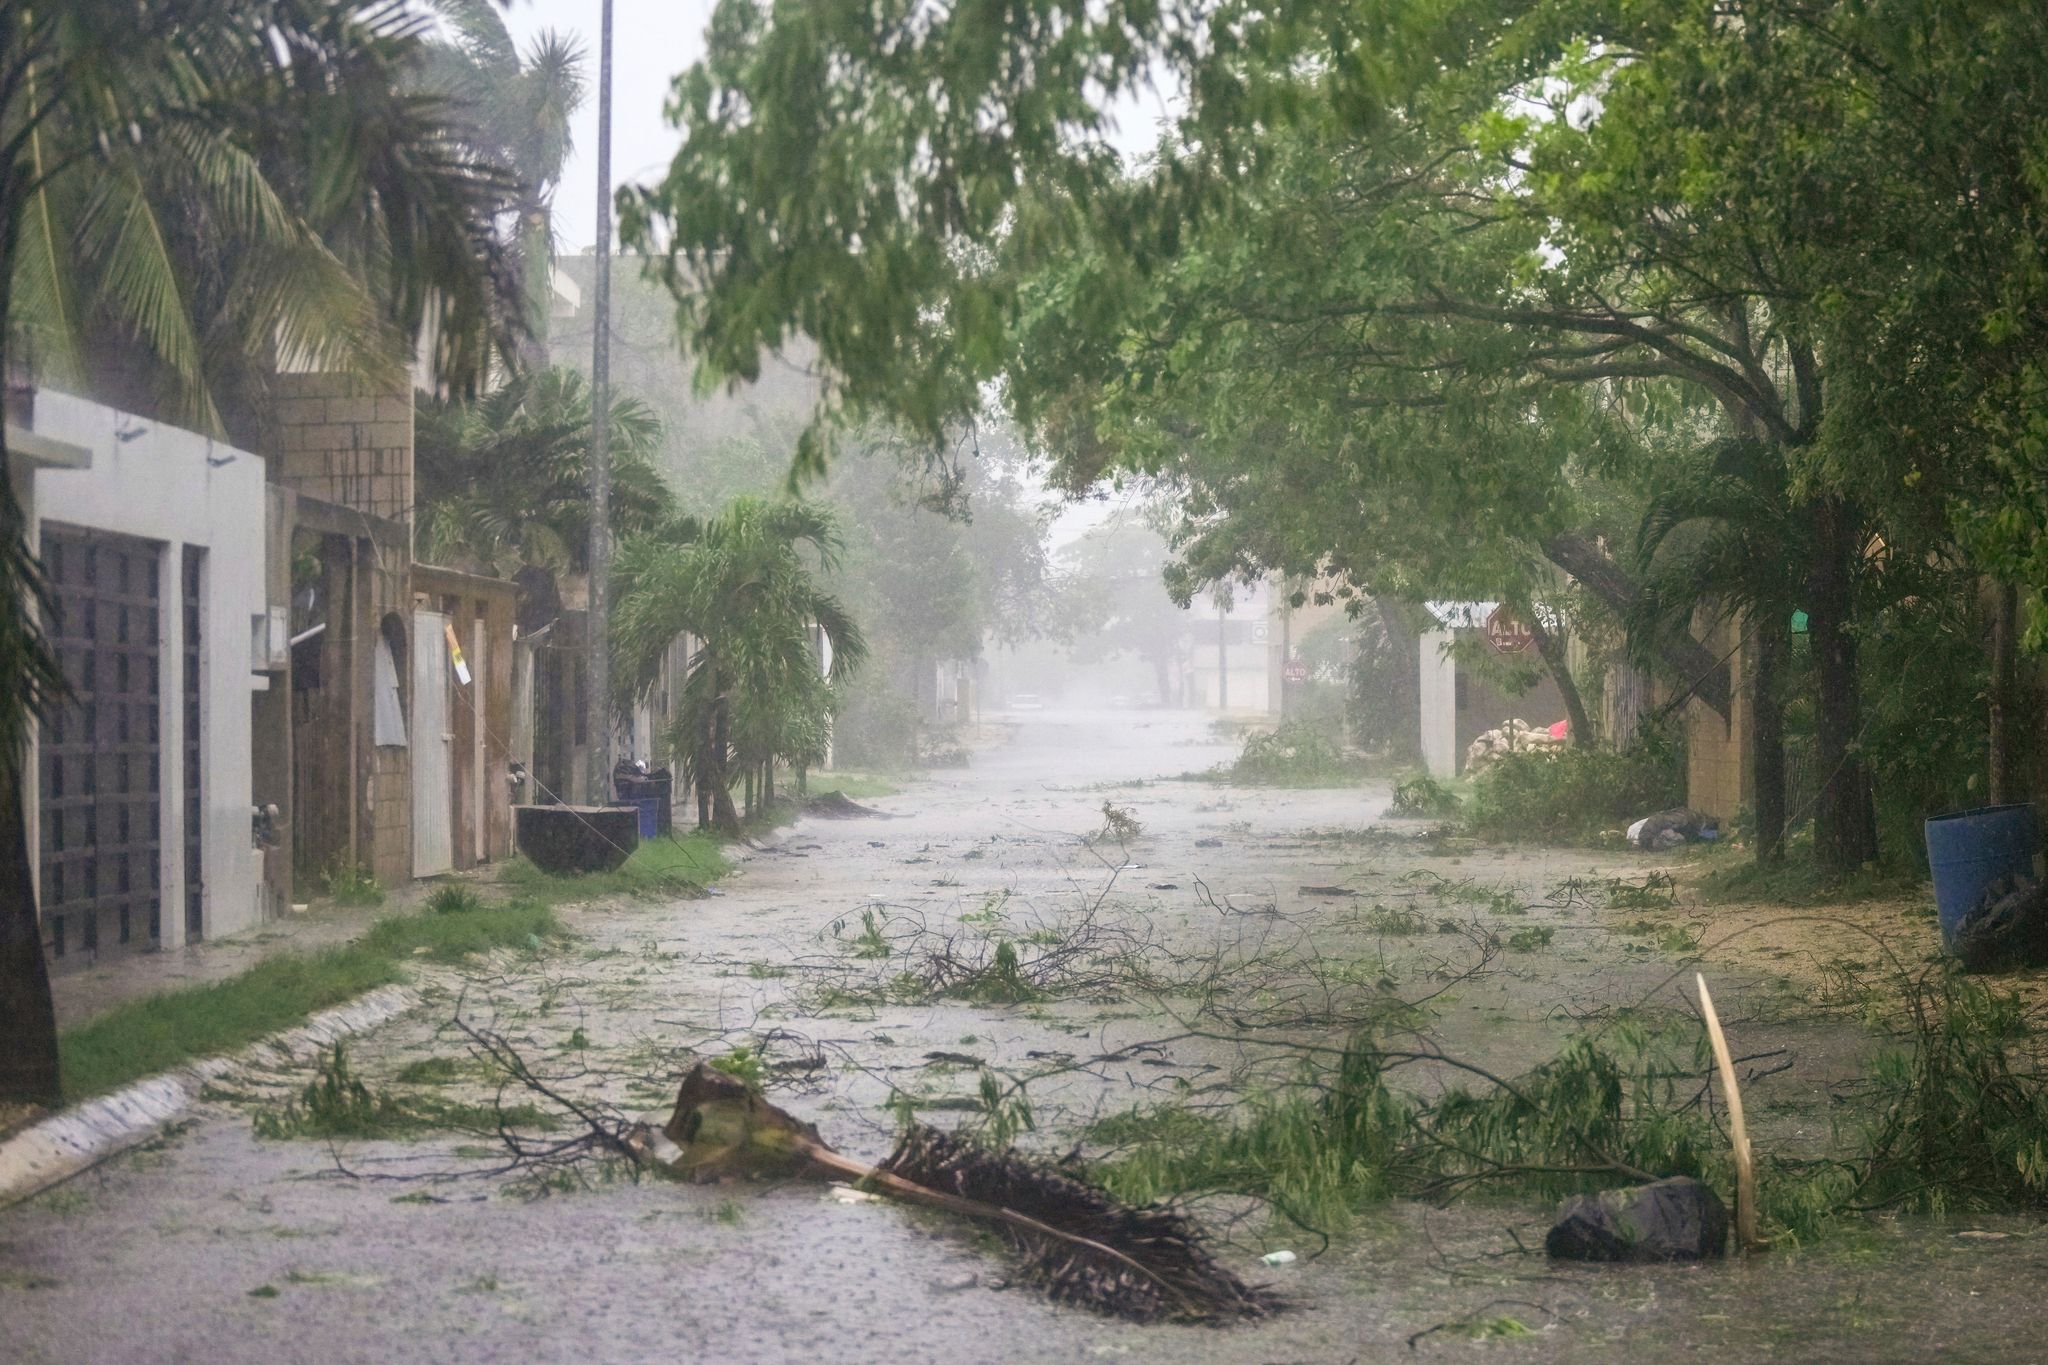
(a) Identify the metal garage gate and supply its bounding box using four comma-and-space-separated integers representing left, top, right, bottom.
38, 525, 165, 966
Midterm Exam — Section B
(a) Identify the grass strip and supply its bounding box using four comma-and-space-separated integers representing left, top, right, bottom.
57, 902, 560, 1103
54, 778, 893, 1105
495, 830, 736, 906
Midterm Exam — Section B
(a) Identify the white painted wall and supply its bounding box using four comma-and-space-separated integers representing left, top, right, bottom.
1418, 628, 1459, 780
24, 390, 270, 945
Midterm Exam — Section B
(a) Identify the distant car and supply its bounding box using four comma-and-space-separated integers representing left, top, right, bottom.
1011, 693, 1044, 711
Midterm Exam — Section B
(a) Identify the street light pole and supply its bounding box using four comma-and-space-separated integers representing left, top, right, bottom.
584, 0, 615, 805
1217, 600, 1228, 711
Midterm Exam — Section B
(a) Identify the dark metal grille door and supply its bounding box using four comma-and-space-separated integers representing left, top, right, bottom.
183, 547, 204, 941
38, 525, 163, 965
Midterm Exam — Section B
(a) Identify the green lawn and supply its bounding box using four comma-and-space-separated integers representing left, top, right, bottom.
495, 829, 736, 906
58, 901, 561, 1102
52, 779, 897, 1107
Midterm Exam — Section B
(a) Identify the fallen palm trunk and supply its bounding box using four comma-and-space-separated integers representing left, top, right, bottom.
632, 1064, 1277, 1324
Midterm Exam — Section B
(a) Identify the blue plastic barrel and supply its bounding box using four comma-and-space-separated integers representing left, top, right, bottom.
632, 796, 661, 841
1925, 804, 2041, 937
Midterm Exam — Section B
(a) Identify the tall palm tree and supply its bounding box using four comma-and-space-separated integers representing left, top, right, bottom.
0, 0, 521, 1108
419, 0, 586, 365
415, 367, 673, 578
613, 499, 867, 834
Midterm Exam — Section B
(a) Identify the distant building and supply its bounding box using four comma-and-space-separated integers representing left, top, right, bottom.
1416, 601, 1567, 779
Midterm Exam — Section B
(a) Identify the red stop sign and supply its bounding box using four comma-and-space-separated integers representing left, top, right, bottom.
1485, 607, 1535, 655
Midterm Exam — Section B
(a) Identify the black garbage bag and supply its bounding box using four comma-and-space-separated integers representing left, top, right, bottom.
1948, 874, 2048, 974
1545, 1177, 1729, 1263
1630, 808, 1718, 851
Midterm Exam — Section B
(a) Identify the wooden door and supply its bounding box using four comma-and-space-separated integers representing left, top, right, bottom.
411, 609, 453, 877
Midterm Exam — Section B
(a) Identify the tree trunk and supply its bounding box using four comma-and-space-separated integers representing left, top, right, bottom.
1990, 580, 2021, 805
695, 709, 712, 830
0, 281, 63, 1104
516, 202, 553, 372
1528, 612, 1592, 747
1542, 532, 1731, 718
1808, 498, 1877, 875
0, 498, 58, 1102
0, 748, 60, 1107
1750, 615, 1787, 865
709, 694, 741, 835
762, 761, 774, 808
1368, 595, 1424, 762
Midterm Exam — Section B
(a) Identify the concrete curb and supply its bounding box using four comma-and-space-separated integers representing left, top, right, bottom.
0, 985, 419, 1210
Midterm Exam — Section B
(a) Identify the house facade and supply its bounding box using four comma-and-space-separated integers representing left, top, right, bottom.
13, 389, 272, 965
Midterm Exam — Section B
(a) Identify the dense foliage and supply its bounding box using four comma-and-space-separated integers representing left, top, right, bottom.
628, 0, 2048, 881
1467, 740, 1688, 845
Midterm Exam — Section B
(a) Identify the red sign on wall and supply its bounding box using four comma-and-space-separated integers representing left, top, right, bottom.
1485, 606, 1536, 655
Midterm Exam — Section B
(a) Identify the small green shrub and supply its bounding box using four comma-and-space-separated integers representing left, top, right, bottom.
1229, 720, 1357, 785
952, 940, 1043, 1004
1466, 737, 1684, 844
321, 862, 384, 908
1387, 773, 1461, 818
1089, 1026, 1718, 1235
255, 1042, 554, 1140
254, 1043, 399, 1139
426, 885, 484, 915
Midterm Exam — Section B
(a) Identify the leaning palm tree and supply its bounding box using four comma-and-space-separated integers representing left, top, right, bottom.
613, 499, 867, 834
415, 367, 674, 577
0, 0, 521, 1108
419, 0, 586, 363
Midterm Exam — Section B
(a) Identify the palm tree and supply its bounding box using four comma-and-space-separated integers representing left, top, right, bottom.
415, 367, 673, 577
1632, 438, 1804, 864
612, 499, 867, 834
419, 0, 587, 364
0, 0, 521, 1108
11, 3, 521, 443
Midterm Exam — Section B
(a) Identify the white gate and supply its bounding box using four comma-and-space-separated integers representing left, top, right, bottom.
412, 609, 454, 877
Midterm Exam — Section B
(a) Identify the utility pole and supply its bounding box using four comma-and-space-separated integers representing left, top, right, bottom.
584, 0, 615, 805
1217, 600, 1228, 711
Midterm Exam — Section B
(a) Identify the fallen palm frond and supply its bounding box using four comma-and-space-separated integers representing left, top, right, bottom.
879, 1122, 1276, 1321
644, 1063, 1276, 1323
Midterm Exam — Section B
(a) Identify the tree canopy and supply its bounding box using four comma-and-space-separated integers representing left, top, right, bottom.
631, 0, 2048, 874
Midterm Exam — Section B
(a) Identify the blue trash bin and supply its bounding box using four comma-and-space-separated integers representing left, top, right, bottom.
1925, 804, 2041, 938
632, 796, 661, 842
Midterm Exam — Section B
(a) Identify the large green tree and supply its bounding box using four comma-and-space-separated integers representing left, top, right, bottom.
630, 0, 2048, 875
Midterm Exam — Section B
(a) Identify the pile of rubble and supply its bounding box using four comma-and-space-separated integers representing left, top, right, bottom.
1464, 719, 1565, 773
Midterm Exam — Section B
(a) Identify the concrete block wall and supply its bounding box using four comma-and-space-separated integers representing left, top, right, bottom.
367, 750, 411, 886
1686, 610, 1750, 820
270, 374, 414, 528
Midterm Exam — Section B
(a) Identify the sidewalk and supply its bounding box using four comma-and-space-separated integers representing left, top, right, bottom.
48, 878, 445, 1029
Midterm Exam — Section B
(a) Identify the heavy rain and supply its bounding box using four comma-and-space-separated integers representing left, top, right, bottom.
5, 2, 2048, 1362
